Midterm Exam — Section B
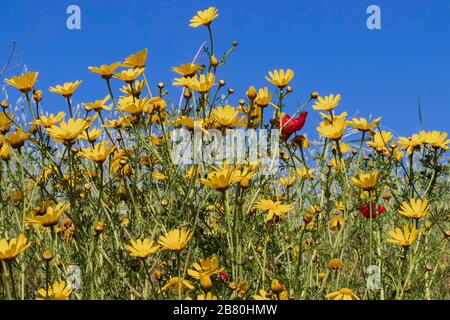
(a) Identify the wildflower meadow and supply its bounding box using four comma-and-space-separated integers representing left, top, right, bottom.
0, 6, 449, 301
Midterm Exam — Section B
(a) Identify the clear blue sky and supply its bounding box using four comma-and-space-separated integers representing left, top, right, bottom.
1, 0, 449, 137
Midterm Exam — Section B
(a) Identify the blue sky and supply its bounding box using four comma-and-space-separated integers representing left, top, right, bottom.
1, 0, 449, 137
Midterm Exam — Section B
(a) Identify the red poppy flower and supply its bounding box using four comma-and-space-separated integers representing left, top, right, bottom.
358, 203, 385, 219
276, 111, 308, 141
218, 271, 229, 280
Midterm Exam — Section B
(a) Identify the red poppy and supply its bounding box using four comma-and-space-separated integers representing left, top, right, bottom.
358, 203, 385, 219
276, 111, 308, 141
218, 271, 229, 280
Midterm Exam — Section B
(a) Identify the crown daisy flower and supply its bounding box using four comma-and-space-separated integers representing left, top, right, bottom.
265, 69, 294, 88
114, 68, 145, 84
125, 238, 160, 258
158, 228, 193, 252
37, 281, 73, 300
46, 118, 90, 144
88, 62, 121, 79
325, 288, 360, 300
33, 112, 66, 128
351, 172, 380, 191
189, 7, 219, 28
172, 63, 202, 77
26, 203, 70, 227
83, 96, 111, 112
123, 48, 148, 68
0, 234, 31, 261
386, 224, 419, 247
78, 141, 116, 163
312, 94, 341, 111
398, 198, 430, 220
4, 71, 39, 93
49, 81, 82, 98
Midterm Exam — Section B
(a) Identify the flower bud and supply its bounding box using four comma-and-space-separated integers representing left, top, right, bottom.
210, 55, 219, 67
183, 88, 192, 100
311, 91, 319, 99
157, 82, 164, 89
0, 100, 9, 109
246, 86, 257, 100
95, 221, 105, 234
33, 90, 43, 102
42, 250, 53, 262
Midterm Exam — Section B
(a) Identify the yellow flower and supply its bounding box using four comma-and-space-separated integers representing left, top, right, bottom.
0, 142, 11, 161
110, 149, 133, 178
47, 118, 90, 144
6, 128, 29, 149
399, 198, 430, 220
347, 117, 381, 132
197, 292, 218, 300
187, 73, 215, 93
161, 277, 195, 296
37, 281, 73, 300
211, 105, 243, 129
255, 87, 273, 108
114, 68, 145, 83
4, 71, 39, 93
0, 234, 31, 261
312, 94, 341, 111
189, 7, 219, 28
88, 62, 121, 79
253, 289, 271, 300
117, 96, 149, 115
335, 201, 345, 212
320, 111, 347, 122
398, 133, 423, 154
49, 81, 82, 97
317, 117, 346, 140
153, 170, 168, 181
83, 96, 111, 112
123, 48, 148, 68
200, 163, 236, 191
172, 63, 202, 77
422, 130, 450, 150
173, 77, 193, 87
254, 199, 293, 223
158, 228, 193, 252
33, 112, 66, 128
367, 130, 393, 151
280, 175, 296, 187
79, 141, 115, 163
265, 69, 294, 88
26, 203, 70, 227
147, 96, 167, 113
291, 134, 310, 149
332, 141, 351, 154
326, 288, 360, 300
387, 224, 419, 247
295, 166, 315, 179
329, 215, 345, 231
233, 167, 257, 188
125, 238, 160, 258
120, 79, 146, 97
0, 112, 12, 132
80, 128, 102, 142
351, 171, 379, 191
188, 256, 221, 290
